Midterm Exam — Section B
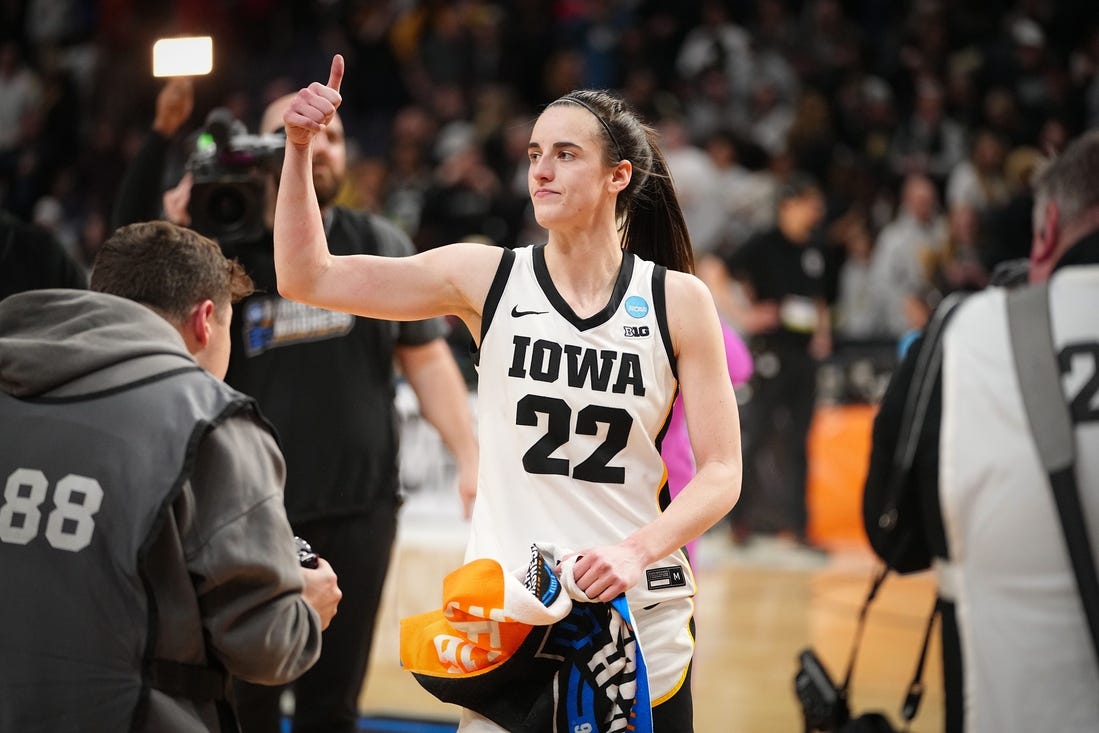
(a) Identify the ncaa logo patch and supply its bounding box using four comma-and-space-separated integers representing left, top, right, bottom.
624, 295, 649, 318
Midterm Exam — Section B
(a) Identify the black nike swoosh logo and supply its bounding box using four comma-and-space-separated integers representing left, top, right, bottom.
511, 305, 548, 317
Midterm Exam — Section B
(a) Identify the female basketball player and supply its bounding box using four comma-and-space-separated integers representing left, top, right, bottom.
273, 54, 742, 732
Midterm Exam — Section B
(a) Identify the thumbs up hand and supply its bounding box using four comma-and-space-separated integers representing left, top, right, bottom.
282, 54, 344, 147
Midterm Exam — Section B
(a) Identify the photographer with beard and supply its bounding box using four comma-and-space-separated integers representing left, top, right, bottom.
112, 76, 478, 733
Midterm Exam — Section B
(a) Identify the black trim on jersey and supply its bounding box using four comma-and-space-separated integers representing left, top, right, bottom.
655, 385, 677, 515
655, 397, 672, 514
654, 386, 677, 453
472, 247, 517, 367
657, 475, 673, 514
652, 265, 677, 381
532, 244, 635, 332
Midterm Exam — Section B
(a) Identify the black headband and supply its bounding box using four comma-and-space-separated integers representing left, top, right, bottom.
559, 95, 622, 161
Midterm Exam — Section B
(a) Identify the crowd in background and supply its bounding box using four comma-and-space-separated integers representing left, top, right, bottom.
3, 0, 1099, 378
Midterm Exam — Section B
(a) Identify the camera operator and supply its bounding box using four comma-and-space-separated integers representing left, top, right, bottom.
0, 221, 341, 731
863, 130, 1099, 732
112, 76, 478, 733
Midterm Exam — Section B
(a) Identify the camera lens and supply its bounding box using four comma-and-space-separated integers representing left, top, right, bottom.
207, 186, 249, 227
188, 171, 266, 245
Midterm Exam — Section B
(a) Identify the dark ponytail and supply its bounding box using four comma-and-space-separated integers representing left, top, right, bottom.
551, 90, 695, 274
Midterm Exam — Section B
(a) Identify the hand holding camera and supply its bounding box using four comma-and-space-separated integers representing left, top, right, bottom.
153, 76, 194, 138
294, 536, 319, 568
295, 536, 341, 630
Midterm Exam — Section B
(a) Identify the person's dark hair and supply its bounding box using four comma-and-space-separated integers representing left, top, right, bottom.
776, 171, 821, 207
91, 221, 253, 322
549, 90, 695, 274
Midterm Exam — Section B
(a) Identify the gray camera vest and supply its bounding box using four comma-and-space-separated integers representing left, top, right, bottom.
0, 363, 260, 732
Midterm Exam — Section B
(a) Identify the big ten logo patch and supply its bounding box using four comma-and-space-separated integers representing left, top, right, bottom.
623, 325, 650, 338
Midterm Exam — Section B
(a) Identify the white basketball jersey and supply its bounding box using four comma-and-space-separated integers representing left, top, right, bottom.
470, 245, 692, 603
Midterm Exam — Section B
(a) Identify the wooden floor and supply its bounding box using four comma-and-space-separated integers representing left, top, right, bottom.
357, 504, 944, 733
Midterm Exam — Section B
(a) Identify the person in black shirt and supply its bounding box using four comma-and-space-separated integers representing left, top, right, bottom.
112, 78, 478, 733
712, 173, 830, 548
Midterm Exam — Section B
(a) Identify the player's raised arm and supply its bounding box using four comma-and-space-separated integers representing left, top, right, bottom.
273, 55, 498, 326
273, 54, 347, 305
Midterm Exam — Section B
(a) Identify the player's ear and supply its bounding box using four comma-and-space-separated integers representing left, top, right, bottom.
609, 159, 632, 194
181, 299, 215, 353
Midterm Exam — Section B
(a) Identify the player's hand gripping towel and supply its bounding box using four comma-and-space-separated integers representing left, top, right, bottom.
399, 543, 653, 733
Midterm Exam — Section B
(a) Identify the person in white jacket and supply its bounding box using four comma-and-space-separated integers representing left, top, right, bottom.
865, 129, 1099, 733
938, 128, 1099, 733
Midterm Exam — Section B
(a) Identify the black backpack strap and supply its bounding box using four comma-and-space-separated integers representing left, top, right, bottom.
1006, 283, 1099, 670
146, 658, 228, 701
835, 294, 969, 715
145, 658, 239, 731
897, 597, 941, 730
878, 291, 968, 534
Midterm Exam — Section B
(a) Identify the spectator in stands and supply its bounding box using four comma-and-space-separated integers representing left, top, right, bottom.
889, 77, 967, 187
869, 173, 947, 339
946, 129, 1010, 215
709, 173, 829, 550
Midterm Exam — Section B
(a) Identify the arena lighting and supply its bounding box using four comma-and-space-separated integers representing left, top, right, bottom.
152, 36, 213, 77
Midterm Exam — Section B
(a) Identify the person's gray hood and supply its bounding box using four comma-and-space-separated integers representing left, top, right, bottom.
0, 289, 196, 398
